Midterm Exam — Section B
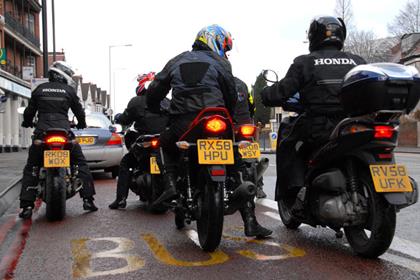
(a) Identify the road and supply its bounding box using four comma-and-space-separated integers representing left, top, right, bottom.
0, 153, 419, 279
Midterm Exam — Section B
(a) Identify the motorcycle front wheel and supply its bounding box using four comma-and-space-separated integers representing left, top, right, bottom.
344, 171, 396, 258
45, 168, 67, 221
196, 167, 224, 252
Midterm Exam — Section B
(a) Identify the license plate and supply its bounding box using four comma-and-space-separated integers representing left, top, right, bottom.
44, 150, 70, 168
150, 157, 161, 174
239, 142, 261, 159
76, 136, 95, 145
369, 164, 412, 193
197, 139, 234, 164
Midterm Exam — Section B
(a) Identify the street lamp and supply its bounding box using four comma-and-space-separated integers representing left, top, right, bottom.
108, 44, 132, 112
112, 68, 126, 114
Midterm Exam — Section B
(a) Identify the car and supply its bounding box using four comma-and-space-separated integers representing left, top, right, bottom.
72, 112, 125, 178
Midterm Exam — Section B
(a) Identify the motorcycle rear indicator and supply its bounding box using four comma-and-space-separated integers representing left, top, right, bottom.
240, 125, 256, 137
205, 117, 227, 133
45, 135, 67, 144
151, 139, 159, 148
106, 133, 122, 145
374, 125, 394, 139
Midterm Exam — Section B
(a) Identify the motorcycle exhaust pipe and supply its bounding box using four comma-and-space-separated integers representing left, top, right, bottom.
225, 181, 256, 215
256, 157, 269, 181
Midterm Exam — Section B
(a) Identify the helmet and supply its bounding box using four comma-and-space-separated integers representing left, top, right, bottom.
48, 61, 76, 87
195, 24, 233, 58
135, 71, 155, 96
308, 16, 346, 52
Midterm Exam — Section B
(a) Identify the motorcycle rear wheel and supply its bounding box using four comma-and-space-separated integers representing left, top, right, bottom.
45, 168, 67, 221
344, 172, 396, 258
147, 175, 168, 214
196, 169, 224, 252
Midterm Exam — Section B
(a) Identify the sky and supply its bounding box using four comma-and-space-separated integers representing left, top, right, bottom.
49, 0, 404, 113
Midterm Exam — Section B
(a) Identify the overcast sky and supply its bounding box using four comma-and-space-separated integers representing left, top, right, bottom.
50, 0, 404, 113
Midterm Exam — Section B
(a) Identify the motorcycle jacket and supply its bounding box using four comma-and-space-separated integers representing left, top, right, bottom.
234, 77, 254, 124
23, 81, 86, 133
147, 42, 237, 117
261, 46, 366, 116
116, 95, 169, 135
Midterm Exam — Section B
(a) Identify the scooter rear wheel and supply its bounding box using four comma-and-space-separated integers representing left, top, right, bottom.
277, 197, 301, 229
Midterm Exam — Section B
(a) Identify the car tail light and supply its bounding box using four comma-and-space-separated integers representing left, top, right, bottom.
205, 117, 226, 133
106, 133, 122, 145
374, 125, 394, 139
45, 135, 67, 145
151, 139, 159, 148
240, 125, 256, 137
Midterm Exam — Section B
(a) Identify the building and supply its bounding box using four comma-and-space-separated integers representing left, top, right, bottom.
0, 0, 43, 152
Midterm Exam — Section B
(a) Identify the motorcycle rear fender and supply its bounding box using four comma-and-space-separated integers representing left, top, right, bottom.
206, 165, 226, 182
350, 150, 418, 209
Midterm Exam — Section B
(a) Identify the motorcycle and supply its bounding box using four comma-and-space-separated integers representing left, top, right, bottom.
32, 129, 82, 221
171, 107, 256, 252
127, 131, 167, 213
263, 63, 419, 258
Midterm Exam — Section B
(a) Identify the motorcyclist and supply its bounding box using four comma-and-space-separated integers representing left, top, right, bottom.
19, 61, 98, 219
147, 25, 271, 237
108, 72, 169, 209
234, 77, 267, 199
261, 16, 366, 215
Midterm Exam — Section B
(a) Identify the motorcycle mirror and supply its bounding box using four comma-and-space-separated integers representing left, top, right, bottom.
17, 106, 26, 114
262, 69, 278, 83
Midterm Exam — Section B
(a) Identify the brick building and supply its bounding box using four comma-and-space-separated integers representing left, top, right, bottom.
0, 0, 43, 152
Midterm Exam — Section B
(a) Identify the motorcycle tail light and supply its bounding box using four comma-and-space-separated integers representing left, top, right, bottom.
45, 135, 67, 145
374, 125, 394, 139
151, 139, 159, 148
205, 117, 227, 133
106, 133, 122, 145
240, 125, 256, 137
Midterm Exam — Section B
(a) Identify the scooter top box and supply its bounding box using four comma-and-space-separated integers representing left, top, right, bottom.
340, 63, 420, 117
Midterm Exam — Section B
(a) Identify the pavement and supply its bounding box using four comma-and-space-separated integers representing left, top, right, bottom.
0, 150, 27, 216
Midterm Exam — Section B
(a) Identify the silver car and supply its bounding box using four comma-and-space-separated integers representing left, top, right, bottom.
72, 112, 125, 177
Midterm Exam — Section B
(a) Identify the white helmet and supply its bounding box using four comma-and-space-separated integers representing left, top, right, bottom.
48, 61, 76, 88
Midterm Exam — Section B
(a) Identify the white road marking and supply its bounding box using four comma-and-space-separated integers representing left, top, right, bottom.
259, 198, 420, 273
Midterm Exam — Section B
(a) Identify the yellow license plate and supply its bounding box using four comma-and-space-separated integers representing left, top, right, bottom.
197, 139, 234, 164
369, 164, 412, 193
239, 142, 261, 159
77, 136, 95, 145
150, 157, 161, 174
44, 150, 70, 168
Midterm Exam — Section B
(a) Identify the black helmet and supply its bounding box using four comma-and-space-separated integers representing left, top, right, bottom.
308, 16, 346, 52
48, 61, 76, 88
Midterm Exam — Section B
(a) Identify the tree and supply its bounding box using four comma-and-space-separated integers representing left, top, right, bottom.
334, 0, 354, 31
388, 0, 420, 36
252, 73, 271, 125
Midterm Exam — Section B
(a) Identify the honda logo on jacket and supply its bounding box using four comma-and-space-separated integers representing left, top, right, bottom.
314, 58, 357, 66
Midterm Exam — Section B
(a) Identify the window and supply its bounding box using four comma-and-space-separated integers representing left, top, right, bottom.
28, 14, 35, 35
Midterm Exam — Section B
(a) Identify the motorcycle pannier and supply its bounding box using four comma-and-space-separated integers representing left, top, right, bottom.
340, 63, 420, 116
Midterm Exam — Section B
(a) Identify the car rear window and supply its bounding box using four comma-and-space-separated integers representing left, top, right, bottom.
86, 114, 112, 129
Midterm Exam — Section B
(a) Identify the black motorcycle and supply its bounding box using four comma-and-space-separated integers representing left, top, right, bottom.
127, 132, 167, 213
32, 129, 82, 221
171, 107, 256, 252
264, 63, 419, 258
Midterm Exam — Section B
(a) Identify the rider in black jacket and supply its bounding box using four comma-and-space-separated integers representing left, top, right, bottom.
109, 72, 169, 209
261, 16, 366, 214
19, 61, 98, 219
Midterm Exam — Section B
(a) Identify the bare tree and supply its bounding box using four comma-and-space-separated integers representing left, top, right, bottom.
388, 0, 420, 36
334, 0, 354, 30
346, 30, 396, 63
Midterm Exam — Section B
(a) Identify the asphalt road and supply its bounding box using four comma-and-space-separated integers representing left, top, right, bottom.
0, 154, 419, 279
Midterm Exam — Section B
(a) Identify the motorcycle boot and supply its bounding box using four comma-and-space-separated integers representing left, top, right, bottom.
240, 201, 272, 238
19, 207, 33, 220
83, 197, 98, 212
152, 172, 177, 207
256, 178, 267, 199
108, 197, 127, 209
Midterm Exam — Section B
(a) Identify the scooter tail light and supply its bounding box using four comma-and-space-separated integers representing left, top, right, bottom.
240, 125, 256, 137
205, 117, 227, 133
45, 135, 67, 144
106, 133, 123, 145
374, 125, 394, 139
